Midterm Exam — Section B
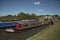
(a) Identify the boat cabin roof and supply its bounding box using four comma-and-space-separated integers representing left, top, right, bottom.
17, 21, 39, 24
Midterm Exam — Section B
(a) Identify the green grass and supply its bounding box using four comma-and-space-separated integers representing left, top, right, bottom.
26, 19, 60, 40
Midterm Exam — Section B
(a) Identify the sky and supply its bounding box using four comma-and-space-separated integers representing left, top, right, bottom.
0, 0, 60, 16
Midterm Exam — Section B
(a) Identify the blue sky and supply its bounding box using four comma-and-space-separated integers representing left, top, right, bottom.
0, 0, 60, 16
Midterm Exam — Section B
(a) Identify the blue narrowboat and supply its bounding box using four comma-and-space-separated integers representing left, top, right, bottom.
0, 20, 39, 28
0, 21, 18, 28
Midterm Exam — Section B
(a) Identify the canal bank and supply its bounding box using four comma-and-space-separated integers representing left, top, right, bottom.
26, 19, 60, 40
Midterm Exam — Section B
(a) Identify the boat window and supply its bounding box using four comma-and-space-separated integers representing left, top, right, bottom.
25, 24, 28, 27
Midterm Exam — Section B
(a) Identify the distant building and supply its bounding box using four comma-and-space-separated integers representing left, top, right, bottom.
44, 16, 52, 19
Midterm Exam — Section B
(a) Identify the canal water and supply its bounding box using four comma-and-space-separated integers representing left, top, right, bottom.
0, 24, 49, 40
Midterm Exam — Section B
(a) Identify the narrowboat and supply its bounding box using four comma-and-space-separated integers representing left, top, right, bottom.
15, 20, 42, 30
0, 21, 18, 28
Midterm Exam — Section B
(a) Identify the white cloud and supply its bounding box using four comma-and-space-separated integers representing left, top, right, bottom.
37, 9, 44, 12
34, 1, 40, 5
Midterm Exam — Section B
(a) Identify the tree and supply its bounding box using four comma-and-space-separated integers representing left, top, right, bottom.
30, 13, 37, 19
6, 15, 13, 17
17, 12, 26, 20
54, 15, 58, 17
25, 13, 31, 19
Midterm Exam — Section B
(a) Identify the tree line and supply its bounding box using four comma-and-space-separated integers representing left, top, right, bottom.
0, 12, 38, 21
0, 12, 59, 21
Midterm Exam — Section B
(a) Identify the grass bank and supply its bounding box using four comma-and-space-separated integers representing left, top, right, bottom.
26, 19, 60, 40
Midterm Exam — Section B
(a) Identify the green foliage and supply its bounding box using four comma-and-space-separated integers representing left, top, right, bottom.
6, 15, 13, 17
54, 15, 58, 17
25, 13, 31, 19
30, 13, 37, 19
17, 12, 38, 20
0, 15, 18, 21
17, 12, 26, 20
0, 12, 39, 21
